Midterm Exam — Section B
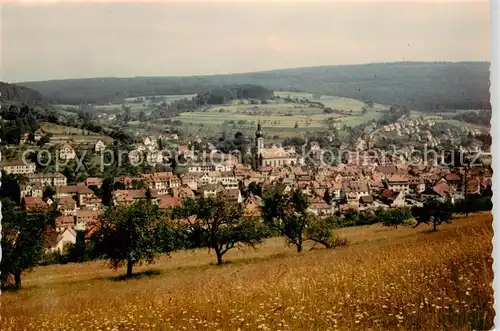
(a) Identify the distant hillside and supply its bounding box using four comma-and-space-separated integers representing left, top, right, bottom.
0, 82, 51, 109
18, 62, 491, 110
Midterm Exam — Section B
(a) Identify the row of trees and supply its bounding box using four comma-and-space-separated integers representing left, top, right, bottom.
91, 190, 490, 276
0, 187, 347, 287
193, 85, 272, 106
2, 184, 491, 289
324, 207, 414, 229
93, 187, 349, 277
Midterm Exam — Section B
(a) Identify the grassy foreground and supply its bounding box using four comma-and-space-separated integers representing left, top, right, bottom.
1, 213, 493, 330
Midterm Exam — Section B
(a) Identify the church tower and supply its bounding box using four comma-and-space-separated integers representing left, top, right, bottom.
255, 120, 264, 155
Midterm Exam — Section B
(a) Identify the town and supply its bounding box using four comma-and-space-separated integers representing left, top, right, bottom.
0, 119, 492, 254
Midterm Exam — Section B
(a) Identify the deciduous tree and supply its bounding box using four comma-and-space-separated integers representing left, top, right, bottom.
173, 193, 266, 265
305, 214, 348, 249
91, 200, 168, 277
412, 199, 452, 231
1, 198, 47, 289
379, 208, 412, 229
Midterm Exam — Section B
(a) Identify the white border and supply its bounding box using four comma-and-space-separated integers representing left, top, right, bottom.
0, 2, 3, 296
491, 0, 499, 328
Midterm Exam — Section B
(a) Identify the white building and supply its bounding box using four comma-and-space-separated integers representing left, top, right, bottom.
50, 227, 77, 253
386, 175, 410, 194
59, 143, 76, 160
199, 171, 238, 188
94, 140, 107, 153
26, 172, 67, 187
255, 122, 303, 167
0, 160, 36, 174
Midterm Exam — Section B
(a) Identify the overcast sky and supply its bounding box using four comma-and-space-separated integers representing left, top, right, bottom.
0, 1, 490, 83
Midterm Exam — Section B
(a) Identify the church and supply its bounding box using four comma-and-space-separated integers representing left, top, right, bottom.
254, 122, 304, 168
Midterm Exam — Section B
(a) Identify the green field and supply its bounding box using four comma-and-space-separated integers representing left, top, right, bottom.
173, 92, 390, 138
336, 110, 385, 126
41, 122, 102, 136
59, 92, 389, 137
274, 91, 387, 114
57, 94, 196, 116
40, 123, 113, 143
177, 113, 335, 128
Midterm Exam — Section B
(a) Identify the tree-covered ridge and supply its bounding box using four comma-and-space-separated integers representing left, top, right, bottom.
18, 62, 490, 110
0, 82, 51, 109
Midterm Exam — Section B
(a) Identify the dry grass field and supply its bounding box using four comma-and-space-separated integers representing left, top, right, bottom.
1, 213, 493, 331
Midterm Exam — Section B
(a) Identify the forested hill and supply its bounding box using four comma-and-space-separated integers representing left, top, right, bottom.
0, 82, 51, 109
18, 62, 490, 110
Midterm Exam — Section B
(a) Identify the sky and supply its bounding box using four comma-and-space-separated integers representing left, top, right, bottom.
0, 1, 491, 83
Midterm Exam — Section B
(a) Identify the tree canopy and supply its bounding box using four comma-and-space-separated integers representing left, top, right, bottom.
91, 200, 170, 277
1, 198, 48, 289
173, 193, 266, 264
261, 186, 341, 252
412, 199, 453, 231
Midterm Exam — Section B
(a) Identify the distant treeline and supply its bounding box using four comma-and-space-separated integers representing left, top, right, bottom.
17, 62, 491, 110
0, 82, 51, 109
193, 85, 272, 105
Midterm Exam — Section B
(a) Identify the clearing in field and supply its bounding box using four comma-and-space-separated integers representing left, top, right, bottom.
1, 213, 493, 331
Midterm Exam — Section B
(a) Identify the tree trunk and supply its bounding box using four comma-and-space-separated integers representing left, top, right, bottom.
464, 165, 469, 217
296, 238, 303, 253
14, 270, 22, 289
126, 259, 133, 278
433, 220, 437, 232
215, 248, 223, 265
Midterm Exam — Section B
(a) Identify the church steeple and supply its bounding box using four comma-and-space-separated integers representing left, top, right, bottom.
255, 120, 264, 157
255, 120, 263, 138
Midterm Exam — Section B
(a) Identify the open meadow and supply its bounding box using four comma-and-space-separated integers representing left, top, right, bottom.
1, 213, 493, 331
274, 91, 388, 113
171, 92, 389, 139
39, 122, 113, 144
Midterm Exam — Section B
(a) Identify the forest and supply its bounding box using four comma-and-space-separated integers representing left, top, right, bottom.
16, 62, 491, 110
0, 82, 51, 109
